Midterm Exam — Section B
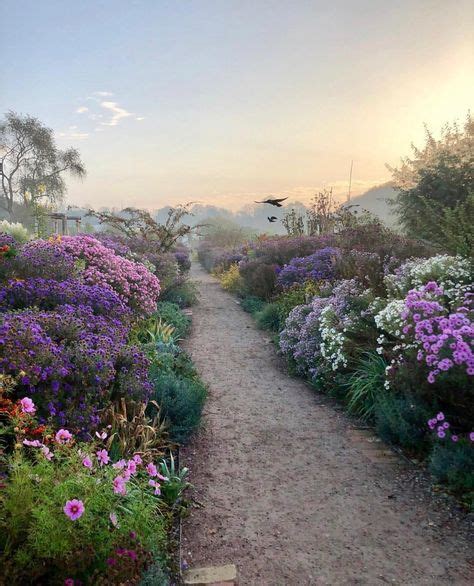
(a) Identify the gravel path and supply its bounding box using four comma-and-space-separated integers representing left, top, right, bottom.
181, 264, 473, 585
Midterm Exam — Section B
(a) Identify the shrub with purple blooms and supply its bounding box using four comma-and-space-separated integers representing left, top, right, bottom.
276, 247, 340, 288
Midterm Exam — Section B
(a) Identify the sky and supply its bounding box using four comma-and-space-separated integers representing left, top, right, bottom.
1, 0, 473, 211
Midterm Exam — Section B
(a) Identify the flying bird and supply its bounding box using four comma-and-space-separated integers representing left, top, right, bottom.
255, 197, 288, 207
267, 216, 278, 223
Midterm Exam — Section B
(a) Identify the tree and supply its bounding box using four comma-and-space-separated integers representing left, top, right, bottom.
0, 111, 86, 218
388, 113, 474, 246
87, 203, 200, 252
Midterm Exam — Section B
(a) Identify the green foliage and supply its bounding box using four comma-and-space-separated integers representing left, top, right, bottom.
345, 353, 387, 421
0, 447, 167, 583
156, 301, 191, 339
139, 560, 170, 586
374, 392, 431, 453
149, 371, 207, 444
429, 441, 474, 506
275, 284, 309, 322
389, 114, 474, 247
240, 295, 266, 314
161, 280, 198, 308
255, 303, 282, 332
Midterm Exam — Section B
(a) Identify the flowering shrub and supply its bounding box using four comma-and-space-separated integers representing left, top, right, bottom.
384, 255, 472, 300
0, 306, 150, 434
0, 278, 129, 320
276, 247, 340, 288
56, 235, 161, 315
0, 411, 172, 584
11, 238, 80, 280
0, 220, 30, 243
219, 263, 244, 294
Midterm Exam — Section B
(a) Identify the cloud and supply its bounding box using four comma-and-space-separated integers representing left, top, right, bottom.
58, 131, 89, 140
99, 101, 133, 126
74, 92, 144, 131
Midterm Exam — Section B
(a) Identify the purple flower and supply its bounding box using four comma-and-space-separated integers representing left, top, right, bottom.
55, 429, 73, 444
96, 449, 110, 466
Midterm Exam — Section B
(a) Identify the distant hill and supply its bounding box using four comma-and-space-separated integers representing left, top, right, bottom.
349, 182, 399, 227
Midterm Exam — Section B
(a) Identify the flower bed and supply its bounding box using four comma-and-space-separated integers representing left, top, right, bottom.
0, 231, 203, 583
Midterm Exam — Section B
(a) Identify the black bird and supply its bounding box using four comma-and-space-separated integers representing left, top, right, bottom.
268, 216, 278, 223
255, 197, 288, 207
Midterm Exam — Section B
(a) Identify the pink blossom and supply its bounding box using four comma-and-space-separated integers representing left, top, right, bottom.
23, 439, 42, 447
146, 462, 157, 477
95, 430, 107, 440
96, 449, 110, 466
113, 459, 126, 469
55, 429, 73, 444
64, 499, 85, 521
133, 454, 142, 465
148, 479, 161, 495
126, 460, 137, 475
82, 456, 93, 469
470, 432, 474, 442
109, 512, 119, 527
113, 475, 127, 495
19, 397, 36, 414
41, 446, 54, 460
451, 435, 458, 442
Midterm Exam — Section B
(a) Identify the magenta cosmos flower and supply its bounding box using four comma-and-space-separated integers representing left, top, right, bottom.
96, 449, 110, 466
64, 499, 85, 521
146, 462, 157, 477
19, 397, 36, 414
82, 456, 93, 469
113, 475, 127, 495
55, 429, 73, 444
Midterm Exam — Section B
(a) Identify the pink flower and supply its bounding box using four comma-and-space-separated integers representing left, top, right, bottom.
451, 435, 459, 442
64, 499, 85, 521
96, 449, 110, 466
126, 460, 137, 475
19, 397, 36, 414
23, 439, 42, 447
437, 430, 446, 439
109, 512, 119, 527
95, 430, 107, 440
113, 459, 126, 469
55, 429, 73, 444
113, 475, 127, 495
436, 412, 445, 422
82, 456, 93, 469
132, 454, 142, 465
146, 462, 157, 477
470, 432, 474, 442
41, 446, 54, 460
64, 579, 75, 586
148, 479, 161, 496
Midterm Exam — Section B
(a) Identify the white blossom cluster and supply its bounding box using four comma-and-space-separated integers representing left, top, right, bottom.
319, 305, 348, 371
384, 255, 472, 300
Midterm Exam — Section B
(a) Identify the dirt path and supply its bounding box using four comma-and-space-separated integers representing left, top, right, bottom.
181, 264, 473, 586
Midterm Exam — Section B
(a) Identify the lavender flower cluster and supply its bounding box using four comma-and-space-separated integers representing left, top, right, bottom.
276, 247, 340, 288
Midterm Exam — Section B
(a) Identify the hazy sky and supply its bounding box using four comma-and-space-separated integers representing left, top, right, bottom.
1, 0, 473, 210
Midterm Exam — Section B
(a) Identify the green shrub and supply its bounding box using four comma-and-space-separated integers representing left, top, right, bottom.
374, 392, 431, 454
0, 444, 167, 584
161, 280, 198, 308
345, 353, 387, 421
240, 295, 266, 314
429, 441, 474, 505
275, 284, 308, 322
139, 560, 170, 585
255, 303, 282, 332
156, 301, 191, 338
149, 371, 207, 444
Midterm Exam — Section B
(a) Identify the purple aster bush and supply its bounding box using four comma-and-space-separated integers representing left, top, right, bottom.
0, 306, 150, 436
401, 282, 474, 383
0, 278, 130, 320
276, 247, 340, 288
7, 238, 79, 281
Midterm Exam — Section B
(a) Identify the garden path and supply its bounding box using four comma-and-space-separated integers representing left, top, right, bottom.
181, 264, 473, 586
